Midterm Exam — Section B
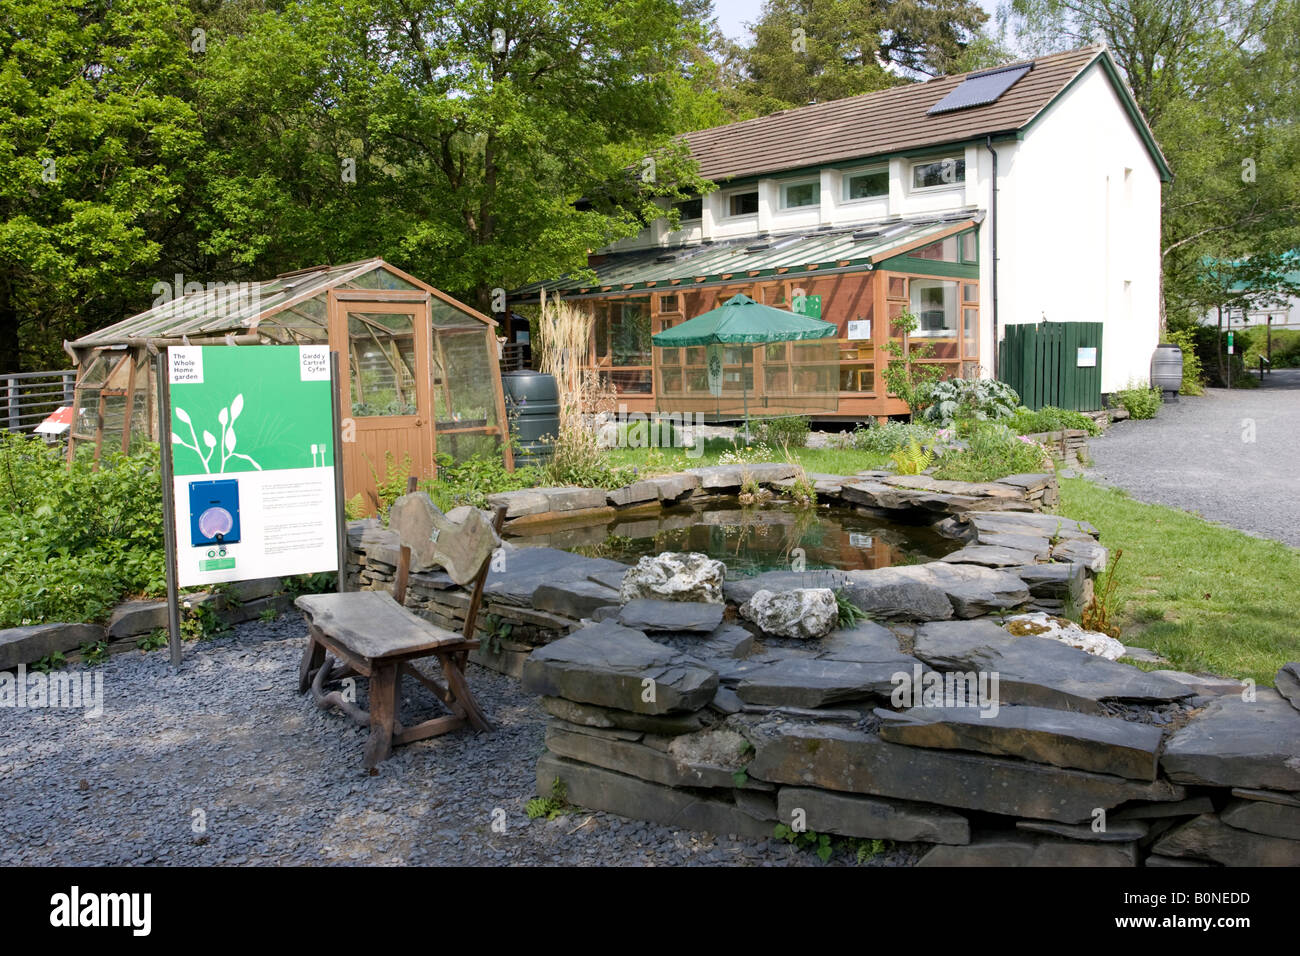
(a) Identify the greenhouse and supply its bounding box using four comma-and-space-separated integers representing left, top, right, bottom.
67, 259, 512, 509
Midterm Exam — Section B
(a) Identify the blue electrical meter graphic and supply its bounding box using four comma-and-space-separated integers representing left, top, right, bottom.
189, 478, 242, 549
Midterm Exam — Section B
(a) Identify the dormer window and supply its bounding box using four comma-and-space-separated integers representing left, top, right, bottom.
911, 155, 966, 189
780, 180, 820, 209
843, 166, 888, 201
673, 197, 702, 222
726, 190, 759, 217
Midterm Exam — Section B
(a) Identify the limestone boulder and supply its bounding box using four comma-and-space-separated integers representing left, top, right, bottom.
739, 588, 838, 640
619, 552, 726, 605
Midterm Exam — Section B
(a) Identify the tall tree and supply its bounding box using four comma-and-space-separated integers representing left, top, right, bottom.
0, 0, 203, 370
1003, 0, 1300, 323
195, 0, 714, 310
727, 0, 989, 115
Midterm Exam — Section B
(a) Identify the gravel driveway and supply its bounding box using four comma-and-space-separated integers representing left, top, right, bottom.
1086, 369, 1300, 548
0, 617, 918, 867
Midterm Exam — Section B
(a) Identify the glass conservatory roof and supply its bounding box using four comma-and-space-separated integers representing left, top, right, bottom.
72, 259, 438, 347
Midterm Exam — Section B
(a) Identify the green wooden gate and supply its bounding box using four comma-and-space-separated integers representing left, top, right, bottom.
998, 322, 1103, 411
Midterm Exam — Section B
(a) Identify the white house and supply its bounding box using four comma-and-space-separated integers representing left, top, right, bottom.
512, 44, 1170, 418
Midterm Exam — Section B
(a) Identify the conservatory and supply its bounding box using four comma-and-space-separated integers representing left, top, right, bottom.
67, 259, 512, 510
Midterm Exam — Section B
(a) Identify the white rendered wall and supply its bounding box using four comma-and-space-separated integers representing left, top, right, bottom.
995, 63, 1163, 394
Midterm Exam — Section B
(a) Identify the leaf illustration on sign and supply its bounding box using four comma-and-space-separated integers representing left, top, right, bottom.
172, 395, 263, 473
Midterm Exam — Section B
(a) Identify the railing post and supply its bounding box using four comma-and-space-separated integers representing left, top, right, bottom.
63, 370, 76, 404
6, 376, 17, 432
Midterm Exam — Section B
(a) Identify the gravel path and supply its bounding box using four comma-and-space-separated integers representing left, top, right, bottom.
1085, 369, 1300, 547
0, 617, 919, 867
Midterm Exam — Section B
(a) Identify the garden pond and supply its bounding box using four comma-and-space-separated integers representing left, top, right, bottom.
506, 500, 962, 575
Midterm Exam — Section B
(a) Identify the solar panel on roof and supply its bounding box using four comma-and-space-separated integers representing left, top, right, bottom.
927, 63, 1034, 116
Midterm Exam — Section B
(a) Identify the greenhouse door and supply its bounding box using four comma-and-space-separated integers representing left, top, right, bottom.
330, 293, 435, 511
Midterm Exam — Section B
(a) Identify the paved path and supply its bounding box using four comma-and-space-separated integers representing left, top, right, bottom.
1085, 369, 1300, 547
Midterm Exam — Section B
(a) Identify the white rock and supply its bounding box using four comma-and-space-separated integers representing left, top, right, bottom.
619, 552, 727, 605
1003, 611, 1125, 660
740, 588, 839, 640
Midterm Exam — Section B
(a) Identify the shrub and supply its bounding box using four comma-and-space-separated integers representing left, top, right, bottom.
541, 423, 636, 489
422, 452, 540, 511
1006, 405, 1101, 437
882, 311, 948, 418
751, 415, 810, 450
0, 433, 165, 627
920, 378, 1020, 428
931, 423, 1053, 483
1111, 380, 1162, 420
845, 420, 936, 454
1163, 327, 1205, 396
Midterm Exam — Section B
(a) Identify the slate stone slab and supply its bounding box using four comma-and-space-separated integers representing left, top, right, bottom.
723, 569, 848, 606
521, 622, 718, 714
1151, 813, 1300, 866
483, 545, 626, 607
745, 720, 1184, 823
1160, 691, 1300, 791
533, 580, 622, 620
0, 622, 106, 669
913, 619, 1193, 713
840, 564, 1029, 620
875, 704, 1164, 780
966, 509, 1098, 538
1051, 538, 1108, 572
540, 696, 713, 736
1275, 662, 1300, 712
967, 531, 1052, 558
817, 622, 910, 663
777, 786, 970, 845
1009, 562, 1086, 602
107, 600, 170, 639
618, 599, 724, 633
607, 481, 661, 507
545, 724, 752, 790
536, 753, 775, 839
1149, 670, 1246, 696
839, 578, 954, 621
646, 473, 700, 501
940, 545, 1044, 568
1144, 854, 1218, 867
736, 658, 918, 708
917, 831, 1137, 866
486, 489, 550, 518
1015, 819, 1149, 843
1113, 797, 1216, 821
1219, 798, 1300, 841
1230, 787, 1300, 809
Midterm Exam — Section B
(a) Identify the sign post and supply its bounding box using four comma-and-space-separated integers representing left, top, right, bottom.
160, 345, 344, 664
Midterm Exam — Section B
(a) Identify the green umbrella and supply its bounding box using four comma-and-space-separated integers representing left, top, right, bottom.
651, 293, 835, 433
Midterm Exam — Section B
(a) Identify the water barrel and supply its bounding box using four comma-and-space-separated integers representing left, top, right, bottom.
502, 370, 560, 467
1151, 344, 1183, 401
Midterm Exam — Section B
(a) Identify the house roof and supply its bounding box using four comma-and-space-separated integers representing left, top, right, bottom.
681, 45, 1171, 183
510, 210, 981, 299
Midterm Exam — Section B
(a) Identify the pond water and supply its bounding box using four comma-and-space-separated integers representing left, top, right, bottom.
507, 500, 962, 575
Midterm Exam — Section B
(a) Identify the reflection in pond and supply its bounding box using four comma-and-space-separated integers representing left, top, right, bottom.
507, 501, 962, 575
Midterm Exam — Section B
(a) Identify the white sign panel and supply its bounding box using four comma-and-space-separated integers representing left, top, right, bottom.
846, 319, 872, 340
1076, 347, 1097, 368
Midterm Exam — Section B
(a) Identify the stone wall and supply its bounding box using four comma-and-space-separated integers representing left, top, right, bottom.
0, 577, 295, 670
342, 463, 1299, 866
1025, 429, 1091, 467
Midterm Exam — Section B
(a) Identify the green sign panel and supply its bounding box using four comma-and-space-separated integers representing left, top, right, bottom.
167, 345, 339, 587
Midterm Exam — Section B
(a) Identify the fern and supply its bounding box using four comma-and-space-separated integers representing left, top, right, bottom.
889, 438, 933, 476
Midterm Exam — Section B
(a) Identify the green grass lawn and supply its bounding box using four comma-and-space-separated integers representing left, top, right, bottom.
603, 436, 893, 476
1055, 477, 1300, 686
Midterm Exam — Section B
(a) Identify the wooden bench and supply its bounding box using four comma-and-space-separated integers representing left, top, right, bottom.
296, 490, 505, 768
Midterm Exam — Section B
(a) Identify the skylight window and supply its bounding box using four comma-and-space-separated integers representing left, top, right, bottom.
927, 63, 1033, 116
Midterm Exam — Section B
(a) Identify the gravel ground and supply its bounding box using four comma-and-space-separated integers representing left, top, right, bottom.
1085, 369, 1300, 547
0, 617, 920, 867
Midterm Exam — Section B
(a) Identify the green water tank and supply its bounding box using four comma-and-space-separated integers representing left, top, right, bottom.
502, 370, 560, 467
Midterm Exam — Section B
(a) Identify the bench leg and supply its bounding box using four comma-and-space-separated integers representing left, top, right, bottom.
439, 651, 493, 734
298, 636, 325, 694
363, 663, 398, 768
